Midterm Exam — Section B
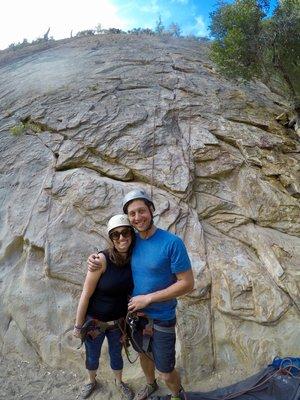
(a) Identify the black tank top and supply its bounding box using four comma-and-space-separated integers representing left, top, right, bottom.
87, 249, 133, 321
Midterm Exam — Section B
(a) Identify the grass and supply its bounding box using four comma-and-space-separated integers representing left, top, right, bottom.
9, 121, 43, 136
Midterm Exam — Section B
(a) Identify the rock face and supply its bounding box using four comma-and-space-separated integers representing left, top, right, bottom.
0, 34, 299, 389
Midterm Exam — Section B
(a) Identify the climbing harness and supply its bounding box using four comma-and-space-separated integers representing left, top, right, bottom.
117, 316, 139, 364
125, 312, 176, 363
76, 316, 140, 364
125, 312, 154, 362
77, 317, 123, 349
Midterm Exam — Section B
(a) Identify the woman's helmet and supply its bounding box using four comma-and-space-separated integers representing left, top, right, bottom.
107, 214, 131, 235
122, 189, 155, 214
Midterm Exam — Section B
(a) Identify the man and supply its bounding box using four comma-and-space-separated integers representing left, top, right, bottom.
88, 189, 194, 400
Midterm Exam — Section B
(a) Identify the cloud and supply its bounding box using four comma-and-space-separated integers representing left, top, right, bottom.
195, 16, 209, 36
184, 15, 209, 37
0, 0, 130, 50
172, 0, 189, 4
140, 0, 160, 14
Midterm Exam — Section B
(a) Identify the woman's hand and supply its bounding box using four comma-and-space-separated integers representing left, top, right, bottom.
73, 326, 82, 338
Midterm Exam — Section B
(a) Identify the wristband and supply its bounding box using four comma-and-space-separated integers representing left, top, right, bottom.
74, 325, 82, 330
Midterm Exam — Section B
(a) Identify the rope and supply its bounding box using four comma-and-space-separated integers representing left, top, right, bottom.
150, 102, 158, 200
217, 369, 278, 400
279, 358, 300, 378
125, 312, 155, 363
187, 100, 192, 206
196, 367, 298, 400
117, 318, 139, 364
149, 59, 193, 206
150, 77, 163, 200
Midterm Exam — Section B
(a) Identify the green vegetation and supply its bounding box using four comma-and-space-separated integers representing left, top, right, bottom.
9, 122, 26, 136
127, 27, 155, 35
6, 16, 209, 52
75, 29, 96, 37
210, 0, 300, 115
25, 121, 43, 133
168, 22, 181, 37
73, 15, 183, 38
8, 36, 53, 51
89, 83, 99, 91
9, 120, 43, 136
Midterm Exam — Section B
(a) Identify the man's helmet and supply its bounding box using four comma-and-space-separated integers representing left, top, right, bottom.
122, 189, 155, 214
107, 214, 131, 235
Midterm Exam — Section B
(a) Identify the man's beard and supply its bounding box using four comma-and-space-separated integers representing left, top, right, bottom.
136, 216, 154, 232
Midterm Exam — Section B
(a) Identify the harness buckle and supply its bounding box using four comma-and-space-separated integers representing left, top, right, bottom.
142, 324, 154, 337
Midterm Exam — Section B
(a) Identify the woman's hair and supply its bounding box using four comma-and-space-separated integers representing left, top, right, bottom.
107, 227, 135, 267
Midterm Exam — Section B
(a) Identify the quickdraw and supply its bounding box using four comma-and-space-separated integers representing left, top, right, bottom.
125, 312, 155, 362
117, 317, 139, 364
125, 312, 175, 362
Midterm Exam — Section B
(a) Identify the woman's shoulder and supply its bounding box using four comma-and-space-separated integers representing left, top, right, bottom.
93, 250, 108, 271
98, 249, 109, 258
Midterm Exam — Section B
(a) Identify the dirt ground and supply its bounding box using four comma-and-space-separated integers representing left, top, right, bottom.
0, 355, 125, 400
0, 354, 171, 400
0, 353, 252, 400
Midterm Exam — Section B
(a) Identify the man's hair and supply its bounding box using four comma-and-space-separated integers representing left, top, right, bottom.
125, 198, 154, 214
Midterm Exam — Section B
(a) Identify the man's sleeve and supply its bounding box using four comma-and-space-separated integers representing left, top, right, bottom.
170, 237, 192, 274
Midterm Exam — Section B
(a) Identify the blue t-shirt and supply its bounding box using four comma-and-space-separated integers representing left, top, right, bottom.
131, 228, 192, 320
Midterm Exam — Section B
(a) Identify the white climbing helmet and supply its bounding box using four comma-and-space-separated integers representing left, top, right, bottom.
122, 189, 155, 213
107, 214, 131, 235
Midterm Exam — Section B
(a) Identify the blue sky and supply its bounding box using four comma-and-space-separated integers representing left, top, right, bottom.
111, 0, 214, 37
0, 0, 277, 50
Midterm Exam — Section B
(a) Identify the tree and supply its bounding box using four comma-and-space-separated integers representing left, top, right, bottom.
75, 29, 95, 37
168, 22, 181, 37
43, 28, 50, 41
155, 15, 165, 35
210, 0, 300, 122
128, 27, 155, 35
106, 28, 123, 34
95, 23, 102, 34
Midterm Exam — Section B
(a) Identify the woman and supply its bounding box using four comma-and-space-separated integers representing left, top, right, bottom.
73, 214, 135, 399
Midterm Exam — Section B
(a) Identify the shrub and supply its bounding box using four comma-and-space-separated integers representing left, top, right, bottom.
9, 123, 26, 136
75, 30, 95, 37
9, 120, 43, 136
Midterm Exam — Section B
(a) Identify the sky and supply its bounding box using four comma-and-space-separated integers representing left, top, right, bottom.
0, 0, 277, 51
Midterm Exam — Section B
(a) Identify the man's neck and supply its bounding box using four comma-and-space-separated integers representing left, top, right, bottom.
139, 225, 157, 240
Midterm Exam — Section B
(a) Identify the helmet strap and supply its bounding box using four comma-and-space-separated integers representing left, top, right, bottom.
145, 216, 154, 232
140, 209, 154, 236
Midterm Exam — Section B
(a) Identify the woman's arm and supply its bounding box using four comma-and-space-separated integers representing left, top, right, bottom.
73, 253, 106, 336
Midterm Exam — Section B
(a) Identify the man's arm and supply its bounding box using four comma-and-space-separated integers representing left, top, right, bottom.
87, 253, 103, 272
128, 269, 194, 312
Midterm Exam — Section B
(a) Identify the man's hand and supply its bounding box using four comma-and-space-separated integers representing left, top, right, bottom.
128, 295, 152, 312
87, 253, 102, 272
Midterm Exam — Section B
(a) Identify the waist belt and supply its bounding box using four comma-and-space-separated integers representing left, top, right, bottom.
153, 324, 175, 333
126, 312, 176, 353
105, 320, 118, 327
140, 316, 176, 352
78, 318, 123, 349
